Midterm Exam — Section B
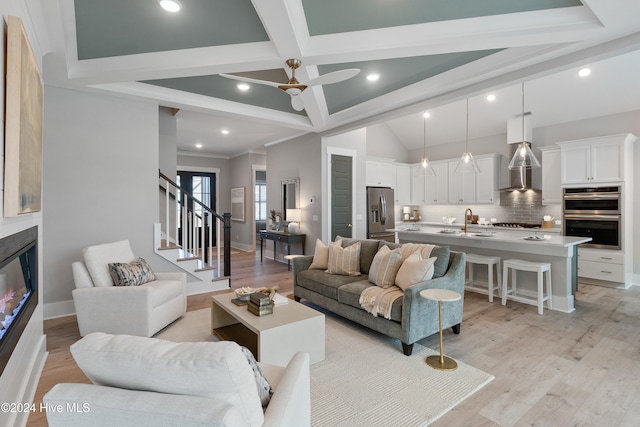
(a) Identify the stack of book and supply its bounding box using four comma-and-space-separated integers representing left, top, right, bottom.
247, 292, 273, 316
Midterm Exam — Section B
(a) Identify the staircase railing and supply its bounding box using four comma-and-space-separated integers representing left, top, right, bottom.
159, 171, 231, 278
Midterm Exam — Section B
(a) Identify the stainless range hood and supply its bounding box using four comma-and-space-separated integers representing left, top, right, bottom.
501, 116, 539, 191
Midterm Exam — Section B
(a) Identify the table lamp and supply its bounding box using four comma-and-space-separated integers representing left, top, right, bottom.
286, 209, 302, 233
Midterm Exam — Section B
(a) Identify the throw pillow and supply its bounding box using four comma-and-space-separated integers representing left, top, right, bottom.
108, 257, 156, 286
368, 246, 403, 288
309, 239, 329, 269
431, 246, 451, 278
240, 346, 273, 408
326, 241, 361, 276
395, 253, 437, 290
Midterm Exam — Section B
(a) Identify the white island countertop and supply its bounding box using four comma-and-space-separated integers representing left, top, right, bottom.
391, 226, 591, 313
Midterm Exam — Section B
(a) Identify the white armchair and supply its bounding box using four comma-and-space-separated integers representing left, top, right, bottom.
71, 240, 186, 337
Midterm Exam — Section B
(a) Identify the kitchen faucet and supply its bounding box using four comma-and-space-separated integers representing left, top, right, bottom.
463, 208, 473, 233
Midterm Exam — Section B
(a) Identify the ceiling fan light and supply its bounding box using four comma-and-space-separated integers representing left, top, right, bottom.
158, 0, 182, 12
285, 88, 302, 95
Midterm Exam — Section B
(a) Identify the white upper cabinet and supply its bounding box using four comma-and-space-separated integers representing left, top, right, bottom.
558, 135, 629, 185
424, 162, 449, 204
410, 164, 426, 205
540, 146, 561, 205
475, 155, 502, 204
366, 159, 395, 187
448, 161, 476, 204
394, 163, 411, 205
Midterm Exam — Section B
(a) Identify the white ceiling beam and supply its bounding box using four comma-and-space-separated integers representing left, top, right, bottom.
251, 0, 308, 59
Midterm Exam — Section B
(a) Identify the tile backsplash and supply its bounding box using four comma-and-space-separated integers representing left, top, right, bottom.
401, 190, 562, 226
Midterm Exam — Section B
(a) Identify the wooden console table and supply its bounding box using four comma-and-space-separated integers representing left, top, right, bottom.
260, 229, 306, 270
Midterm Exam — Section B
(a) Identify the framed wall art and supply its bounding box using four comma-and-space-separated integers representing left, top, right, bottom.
231, 187, 245, 222
4, 15, 43, 217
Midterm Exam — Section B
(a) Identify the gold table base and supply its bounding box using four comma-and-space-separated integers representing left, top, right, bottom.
426, 299, 458, 371
426, 354, 458, 371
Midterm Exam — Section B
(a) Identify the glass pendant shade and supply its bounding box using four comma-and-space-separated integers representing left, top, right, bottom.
508, 82, 541, 170
453, 151, 480, 174
454, 99, 480, 174
508, 142, 541, 169
421, 157, 436, 176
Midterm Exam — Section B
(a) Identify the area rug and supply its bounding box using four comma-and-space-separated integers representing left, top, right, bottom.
155, 307, 494, 426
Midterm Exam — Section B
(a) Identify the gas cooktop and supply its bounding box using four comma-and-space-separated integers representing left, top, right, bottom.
492, 222, 541, 229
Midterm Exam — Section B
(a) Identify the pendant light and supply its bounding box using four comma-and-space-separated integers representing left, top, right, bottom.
420, 112, 436, 176
453, 98, 480, 174
508, 82, 541, 169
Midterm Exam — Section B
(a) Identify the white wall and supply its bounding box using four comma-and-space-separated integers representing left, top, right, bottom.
366, 123, 410, 162
0, 5, 46, 427
230, 152, 266, 251
42, 86, 181, 318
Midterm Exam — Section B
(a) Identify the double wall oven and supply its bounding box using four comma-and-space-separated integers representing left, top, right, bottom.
563, 186, 621, 250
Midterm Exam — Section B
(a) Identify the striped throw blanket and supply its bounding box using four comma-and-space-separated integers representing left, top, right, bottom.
359, 285, 403, 319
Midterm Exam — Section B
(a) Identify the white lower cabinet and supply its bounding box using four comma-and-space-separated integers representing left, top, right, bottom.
577, 249, 625, 284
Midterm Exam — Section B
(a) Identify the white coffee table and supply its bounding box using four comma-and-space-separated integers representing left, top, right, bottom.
211, 292, 325, 366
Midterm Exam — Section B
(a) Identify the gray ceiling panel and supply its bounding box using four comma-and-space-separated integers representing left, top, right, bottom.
320, 50, 502, 114
145, 75, 307, 116
302, 0, 582, 35
74, 0, 269, 59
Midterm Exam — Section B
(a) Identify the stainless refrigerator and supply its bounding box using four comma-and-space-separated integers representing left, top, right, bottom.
366, 186, 396, 242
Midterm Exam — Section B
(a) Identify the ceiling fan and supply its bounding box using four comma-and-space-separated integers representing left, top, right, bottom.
219, 59, 360, 112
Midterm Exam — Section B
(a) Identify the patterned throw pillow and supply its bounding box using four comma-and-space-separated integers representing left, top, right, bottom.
395, 253, 437, 290
108, 257, 156, 286
240, 346, 273, 408
326, 241, 361, 276
368, 245, 403, 288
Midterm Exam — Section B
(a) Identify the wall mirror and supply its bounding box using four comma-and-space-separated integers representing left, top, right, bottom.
281, 177, 299, 220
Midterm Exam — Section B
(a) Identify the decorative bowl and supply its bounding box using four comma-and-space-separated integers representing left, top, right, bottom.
442, 216, 456, 225
235, 286, 255, 301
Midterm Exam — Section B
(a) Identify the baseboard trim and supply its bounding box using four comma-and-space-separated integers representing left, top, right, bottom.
231, 241, 253, 252
43, 300, 76, 320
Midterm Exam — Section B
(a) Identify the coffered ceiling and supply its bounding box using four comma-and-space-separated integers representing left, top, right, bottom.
38, 0, 640, 156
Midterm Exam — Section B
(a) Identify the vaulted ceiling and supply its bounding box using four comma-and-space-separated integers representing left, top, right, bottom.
38, 0, 640, 157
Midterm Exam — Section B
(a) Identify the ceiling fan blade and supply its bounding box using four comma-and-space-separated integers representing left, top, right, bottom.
290, 95, 305, 111
218, 73, 281, 88
307, 69, 360, 87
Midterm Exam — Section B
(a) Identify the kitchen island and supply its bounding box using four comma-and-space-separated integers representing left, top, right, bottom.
391, 226, 591, 313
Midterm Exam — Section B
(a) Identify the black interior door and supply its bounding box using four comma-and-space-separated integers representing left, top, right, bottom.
331, 155, 352, 240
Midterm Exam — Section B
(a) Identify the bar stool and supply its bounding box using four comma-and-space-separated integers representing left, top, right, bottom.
501, 259, 552, 315
465, 254, 501, 302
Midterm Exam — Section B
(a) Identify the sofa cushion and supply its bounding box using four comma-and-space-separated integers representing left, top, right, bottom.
83, 240, 136, 287
71, 333, 264, 427
109, 257, 156, 286
379, 241, 401, 251
240, 346, 273, 408
297, 269, 366, 300
326, 241, 361, 276
337, 280, 403, 322
368, 246, 403, 288
309, 239, 329, 270
141, 279, 184, 308
336, 236, 380, 275
395, 253, 436, 290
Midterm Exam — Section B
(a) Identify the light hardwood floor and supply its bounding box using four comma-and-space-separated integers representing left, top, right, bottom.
28, 250, 640, 426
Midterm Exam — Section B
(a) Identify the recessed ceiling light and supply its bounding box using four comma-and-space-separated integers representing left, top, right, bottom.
366, 73, 380, 82
221, 129, 230, 135
158, 0, 182, 12
578, 68, 591, 77
423, 112, 431, 118
237, 83, 250, 91
486, 94, 496, 101
195, 143, 203, 149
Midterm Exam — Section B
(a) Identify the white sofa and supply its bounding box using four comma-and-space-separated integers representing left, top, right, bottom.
71, 239, 187, 337
44, 333, 311, 427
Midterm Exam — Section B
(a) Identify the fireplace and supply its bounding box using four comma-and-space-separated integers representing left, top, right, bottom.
0, 226, 38, 376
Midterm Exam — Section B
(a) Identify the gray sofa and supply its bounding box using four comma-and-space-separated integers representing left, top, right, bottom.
293, 237, 466, 356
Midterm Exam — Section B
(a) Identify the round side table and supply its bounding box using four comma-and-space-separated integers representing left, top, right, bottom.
419, 288, 462, 371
